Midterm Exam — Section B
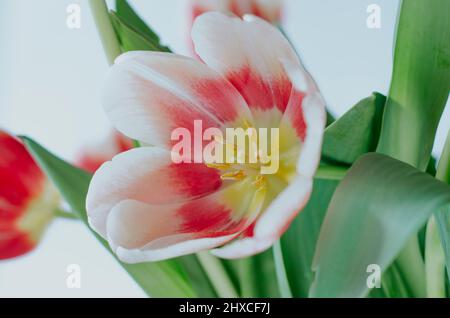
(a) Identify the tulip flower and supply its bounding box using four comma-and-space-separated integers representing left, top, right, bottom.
76, 131, 133, 173
0, 131, 59, 260
86, 12, 325, 263
191, 0, 282, 24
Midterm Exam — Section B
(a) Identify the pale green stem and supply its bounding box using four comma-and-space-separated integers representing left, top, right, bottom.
273, 240, 293, 298
315, 165, 348, 181
89, 0, 122, 65
425, 130, 450, 298
196, 252, 238, 298
239, 257, 257, 298
425, 216, 446, 298
436, 130, 450, 183
396, 237, 426, 297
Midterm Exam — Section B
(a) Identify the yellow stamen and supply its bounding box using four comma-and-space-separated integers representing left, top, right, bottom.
252, 175, 266, 190
221, 170, 246, 181
206, 163, 231, 170
243, 118, 253, 129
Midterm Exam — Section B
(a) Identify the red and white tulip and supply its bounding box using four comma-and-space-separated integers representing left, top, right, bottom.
191, 0, 282, 24
0, 131, 59, 260
76, 130, 133, 173
86, 12, 325, 263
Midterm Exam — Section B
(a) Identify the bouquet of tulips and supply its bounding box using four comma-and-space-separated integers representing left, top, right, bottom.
1, 0, 449, 299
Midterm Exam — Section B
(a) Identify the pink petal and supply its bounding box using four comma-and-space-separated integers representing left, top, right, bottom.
86, 147, 223, 237
104, 179, 266, 263
104, 51, 252, 147
192, 13, 298, 116
212, 65, 325, 259
76, 130, 133, 173
191, 0, 281, 24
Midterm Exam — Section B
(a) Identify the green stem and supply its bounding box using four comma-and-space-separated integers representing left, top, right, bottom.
89, 0, 122, 65
436, 130, 450, 183
196, 252, 238, 298
315, 165, 348, 181
239, 257, 257, 298
395, 237, 426, 297
55, 209, 79, 220
425, 130, 450, 298
273, 240, 293, 298
425, 216, 446, 298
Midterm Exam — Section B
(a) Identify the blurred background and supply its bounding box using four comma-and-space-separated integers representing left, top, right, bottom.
0, 0, 448, 297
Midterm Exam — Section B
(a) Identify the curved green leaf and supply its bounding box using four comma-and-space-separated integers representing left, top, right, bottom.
110, 11, 170, 53
436, 132, 450, 284
377, 0, 450, 170
116, 0, 161, 43
322, 93, 386, 165
281, 179, 339, 297
310, 153, 450, 298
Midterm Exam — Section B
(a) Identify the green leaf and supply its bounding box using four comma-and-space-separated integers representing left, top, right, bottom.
436, 131, 450, 283
437, 209, 450, 283
322, 93, 386, 165
377, 0, 450, 170
272, 241, 293, 298
116, 0, 161, 43
280, 179, 339, 297
310, 153, 450, 298
379, 263, 410, 298
21, 137, 197, 298
110, 12, 170, 53
176, 255, 218, 298
234, 251, 280, 298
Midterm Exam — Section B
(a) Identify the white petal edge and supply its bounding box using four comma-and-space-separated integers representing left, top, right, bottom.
296, 92, 326, 178
104, 51, 252, 147
282, 60, 326, 178
87, 146, 187, 238
107, 200, 240, 263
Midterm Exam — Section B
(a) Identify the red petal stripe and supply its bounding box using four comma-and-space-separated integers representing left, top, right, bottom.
178, 200, 247, 238
0, 132, 45, 222
227, 66, 293, 113
169, 163, 222, 197
0, 226, 35, 260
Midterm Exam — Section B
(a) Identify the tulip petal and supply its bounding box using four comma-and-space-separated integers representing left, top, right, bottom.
281, 62, 326, 177
211, 64, 325, 259
295, 93, 327, 178
104, 178, 266, 263
191, 0, 281, 23
0, 131, 58, 260
87, 147, 223, 237
0, 132, 46, 222
212, 175, 312, 259
104, 51, 252, 147
76, 130, 133, 173
0, 228, 34, 260
192, 12, 298, 119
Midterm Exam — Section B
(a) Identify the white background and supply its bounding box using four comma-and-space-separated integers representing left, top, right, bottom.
0, 0, 448, 297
